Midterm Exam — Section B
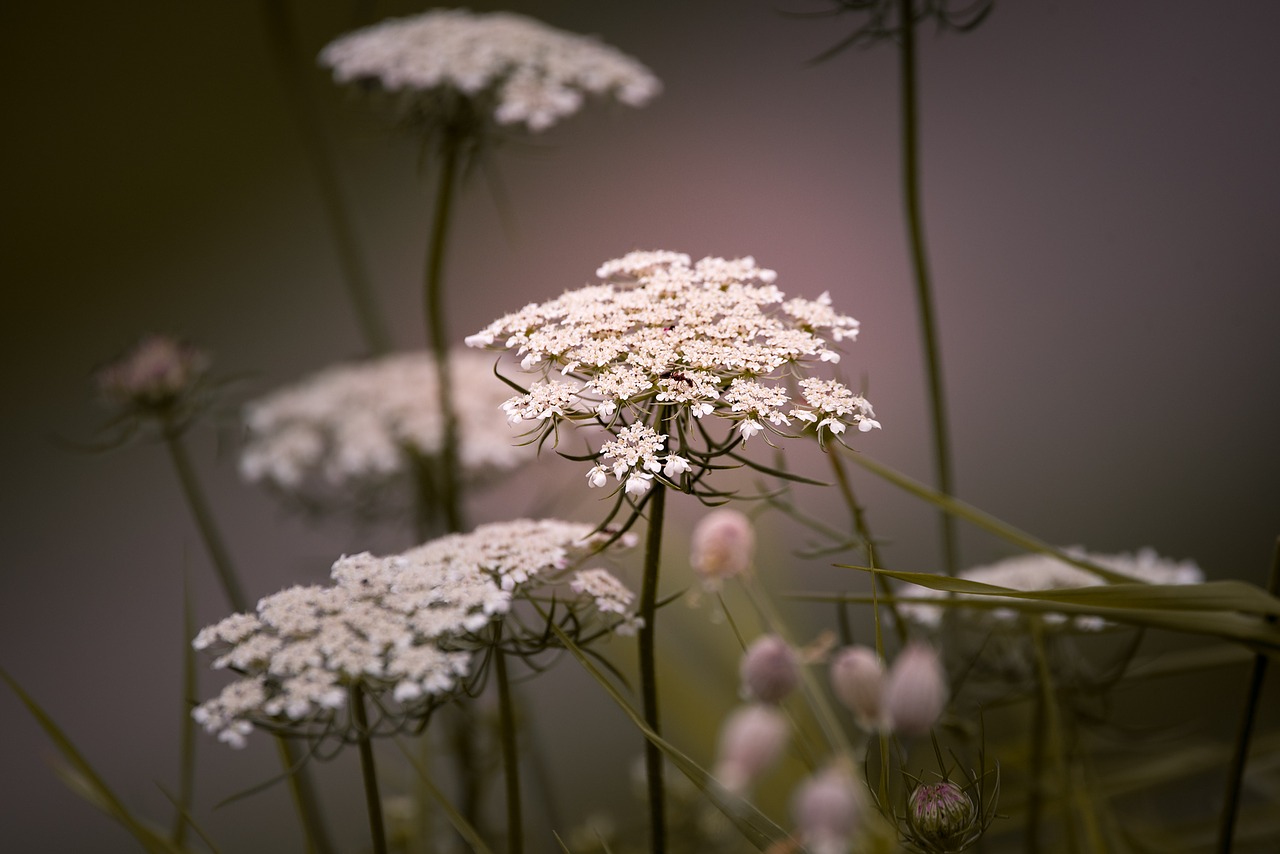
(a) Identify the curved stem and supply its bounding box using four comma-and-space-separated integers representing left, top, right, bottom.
424, 131, 465, 534
352, 685, 389, 854
163, 425, 335, 854
639, 479, 668, 854
494, 644, 524, 854
898, 0, 958, 576
258, 0, 393, 355
1217, 537, 1280, 853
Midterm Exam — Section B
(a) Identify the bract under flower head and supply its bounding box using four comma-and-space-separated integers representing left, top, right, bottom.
320, 9, 660, 133
192, 519, 636, 747
468, 252, 880, 496
897, 547, 1204, 631
239, 349, 529, 510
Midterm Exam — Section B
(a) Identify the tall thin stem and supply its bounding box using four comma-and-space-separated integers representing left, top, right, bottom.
352, 685, 389, 854
638, 479, 668, 854
1217, 537, 1280, 853
162, 425, 335, 854
898, 0, 958, 576
494, 643, 524, 854
171, 577, 197, 847
424, 131, 466, 535
258, 0, 393, 355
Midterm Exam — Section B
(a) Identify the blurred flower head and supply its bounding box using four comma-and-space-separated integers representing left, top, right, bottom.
883, 643, 947, 737
192, 519, 634, 748
468, 251, 879, 500
95, 334, 210, 424
691, 508, 756, 588
320, 9, 660, 135
712, 703, 790, 798
791, 761, 864, 854
829, 645, 884, 730
239, 349, 529, 514
739, 634, 800, 704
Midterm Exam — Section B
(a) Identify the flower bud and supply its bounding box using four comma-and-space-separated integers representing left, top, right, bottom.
96, 334, 208, 411
829, 645, 884, 729
883, 643, 947, 737
907, 781, 977, 850
691, 509, 755, 587
713, 703, 789, 796
740, 634, 799, 704
791, 763, 862, 854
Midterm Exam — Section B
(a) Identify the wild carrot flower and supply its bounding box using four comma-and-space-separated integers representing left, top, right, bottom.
192, 519, 636, 748
319, 9, 660, 134
239, 350, 528, 509
467, 252, 880, 499
896, 548, 1204, 631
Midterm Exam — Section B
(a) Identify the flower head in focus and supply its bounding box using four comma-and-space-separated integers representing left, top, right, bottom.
239, 349, 529, 514
468, 252, 880, 502
320, 9, 660, 138
192, 519, 636, 748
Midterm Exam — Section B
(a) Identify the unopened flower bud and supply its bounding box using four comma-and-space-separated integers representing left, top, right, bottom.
691, 509, 755, 587
791, 763, 863, 854
96, 334, 208, 411
713, 703, 789, 797
740, 634, 799, 704
908, 781, 976, 850
829, 645, 884, 729
883, 643, 947, 737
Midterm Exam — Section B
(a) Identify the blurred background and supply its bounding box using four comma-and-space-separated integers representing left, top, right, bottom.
3, 1, 1279, 851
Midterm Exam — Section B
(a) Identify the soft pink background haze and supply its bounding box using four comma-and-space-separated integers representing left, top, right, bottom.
3, 1, 1279, 851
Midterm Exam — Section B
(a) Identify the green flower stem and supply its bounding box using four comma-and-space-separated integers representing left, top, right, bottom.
829, 446, 907, 645
257, 0, 393, 355
1028, 619, 1075, 853
1217, 537, 1280, 853
162, 424, 335, 854
639, 479, 668, 854
352, 685, 389, 854
424, 130, 466, 535
494, 643, 524, 854
170, 578, 197, 847
898, 0, 958, 576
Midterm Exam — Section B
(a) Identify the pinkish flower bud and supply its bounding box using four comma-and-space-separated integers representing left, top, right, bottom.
907, 780, 977, 850
829, 645, 884, 729
883, 643, 947, 737
96, 334, 209, 411
712, 703, 789, 796
690, 509, 755, 587
740, 634, 799, 704
791, 763, 863, 854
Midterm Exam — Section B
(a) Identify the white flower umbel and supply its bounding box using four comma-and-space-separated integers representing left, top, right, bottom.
898, 547, 1205, 631
320, 9, 660, 133
239, 349, 528, 509
468, 252, 880, 497
193, 519, 635, 747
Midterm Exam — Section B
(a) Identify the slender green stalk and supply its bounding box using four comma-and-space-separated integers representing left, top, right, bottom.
638, 480, 668, 854
898, 0, 958, 576
258, 0, 393, 355
494, 644, 524, 854
423, 131, 466, 535
352, 685, 389, 854
1217, 537, 1280, 853
829, 447, 907, 645
1029, 619, 1077, 852
171, 576, 198, 847
162, 424, 335, 854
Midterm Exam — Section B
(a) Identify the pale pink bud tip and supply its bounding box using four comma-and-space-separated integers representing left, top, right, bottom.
908, 780, 977, 849
740, 635, 799, 704
791, 764, 863, 854
713, 703, 789, 796
829, 645, 884, 729
883, 643, 948, 737
690, 509, 755, 585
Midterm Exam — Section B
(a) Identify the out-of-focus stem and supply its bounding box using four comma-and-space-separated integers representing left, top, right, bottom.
898, 0, 958, 576
639, 479, 668, 854
258, 0, 393, 355
1217, 538, 1280, 853
494, 645, 524, 854
352, 685, 389, 854
163, 424, 335, 854
424, 130, 465, 535
171, 578, 197, 847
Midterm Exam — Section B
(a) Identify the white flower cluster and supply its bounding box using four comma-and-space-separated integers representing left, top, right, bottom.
570, 568, 643, 635
239, 350, 528, 503
193, 520, 639, 748
467, 251, 879, 492
586, 423, 690, 496
319, 9, 660, 132
898, 548, 1205, 631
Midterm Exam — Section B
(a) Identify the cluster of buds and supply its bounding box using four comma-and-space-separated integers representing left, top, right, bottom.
829, 642, 947, 736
